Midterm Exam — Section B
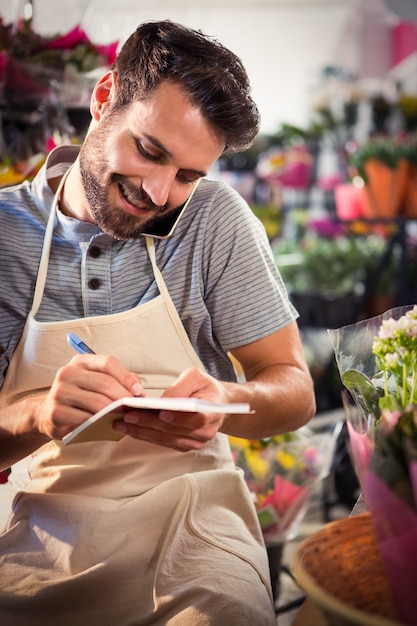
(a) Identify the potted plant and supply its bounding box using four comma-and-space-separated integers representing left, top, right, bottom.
349, 135, 417, 219
272, 229, 396, 328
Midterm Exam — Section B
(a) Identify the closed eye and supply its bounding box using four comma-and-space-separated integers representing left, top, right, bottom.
177, 170, 201, 185
135, 135, 206, 183
136, 140, 161, 162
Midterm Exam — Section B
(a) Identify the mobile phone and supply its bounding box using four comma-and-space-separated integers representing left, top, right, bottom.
141, 179, 201, 239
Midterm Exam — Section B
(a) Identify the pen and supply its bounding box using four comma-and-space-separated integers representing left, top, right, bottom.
66, 332, 144, 398
67, 332, 96, 355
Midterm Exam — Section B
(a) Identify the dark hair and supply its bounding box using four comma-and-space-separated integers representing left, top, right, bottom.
112, 20, 260, 153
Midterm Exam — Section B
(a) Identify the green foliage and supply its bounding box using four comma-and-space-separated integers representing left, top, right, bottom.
341, 369, 383, 418
350, 137, 400, 180
272, 233, 394, 298
350, 136, 417, 181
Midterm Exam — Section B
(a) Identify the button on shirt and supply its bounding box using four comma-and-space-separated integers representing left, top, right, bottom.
80, 237, 113, 315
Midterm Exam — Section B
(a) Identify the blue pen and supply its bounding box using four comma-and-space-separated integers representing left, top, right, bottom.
67, 332, 96, 355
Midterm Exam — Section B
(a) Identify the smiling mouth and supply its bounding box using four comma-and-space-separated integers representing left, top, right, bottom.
118, 180, 151, 212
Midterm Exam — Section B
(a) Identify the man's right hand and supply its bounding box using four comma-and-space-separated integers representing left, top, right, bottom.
34, 354, 145, 440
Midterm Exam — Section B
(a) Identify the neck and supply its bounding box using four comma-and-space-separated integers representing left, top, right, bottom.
53, 162, 92, 223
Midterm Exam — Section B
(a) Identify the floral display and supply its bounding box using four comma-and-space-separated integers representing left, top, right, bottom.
0, 18, 118, 101
348, 135, 417, 220
0, 18, 118, 185
330, 305, 417, 625
0, 153, 45, 187
229, 431, 333, 544
256, 144, 313, 190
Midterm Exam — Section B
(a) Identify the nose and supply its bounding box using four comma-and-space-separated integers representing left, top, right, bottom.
142, 167, 177, 207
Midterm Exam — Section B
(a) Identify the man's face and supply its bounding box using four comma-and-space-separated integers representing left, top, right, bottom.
78, 79, 225, 240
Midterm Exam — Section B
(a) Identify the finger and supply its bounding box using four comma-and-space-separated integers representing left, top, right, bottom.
122, 408, 218, 430
112, 420, 208, 452
65, 354, 144, 397
162, 367, 211, 399
117, 410, 222, 444
158, 409, 222, 427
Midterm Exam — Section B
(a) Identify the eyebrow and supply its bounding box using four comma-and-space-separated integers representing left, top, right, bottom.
143, 132, 208, 178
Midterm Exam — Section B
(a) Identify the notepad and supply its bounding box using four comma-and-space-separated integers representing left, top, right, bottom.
63, 396, 253, 445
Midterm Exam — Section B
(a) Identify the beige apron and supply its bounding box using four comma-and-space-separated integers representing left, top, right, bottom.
0, 176, 276, 625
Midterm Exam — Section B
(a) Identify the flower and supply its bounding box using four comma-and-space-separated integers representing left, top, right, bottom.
372, 305, 417, 410
332, 306, 417, 498
0, 18, 118, 105
330, 305, 417, 624
229, 431, 332, 543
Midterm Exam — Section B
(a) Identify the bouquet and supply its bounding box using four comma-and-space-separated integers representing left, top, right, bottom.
0, 19, 118, 105
256, 145, 313, 190
330, 305, 417, 625
229, 430, 333, 545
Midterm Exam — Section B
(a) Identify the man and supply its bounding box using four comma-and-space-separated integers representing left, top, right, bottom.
0, 20, 315, 625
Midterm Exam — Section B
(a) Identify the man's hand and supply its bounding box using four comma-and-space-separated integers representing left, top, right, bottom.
34, 354, 144, 440
113, 368, 230, 452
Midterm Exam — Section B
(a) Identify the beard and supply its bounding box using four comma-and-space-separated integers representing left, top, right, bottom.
78, 124, 175, 240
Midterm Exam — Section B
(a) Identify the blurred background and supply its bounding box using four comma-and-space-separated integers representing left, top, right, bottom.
2, 0, 413, 134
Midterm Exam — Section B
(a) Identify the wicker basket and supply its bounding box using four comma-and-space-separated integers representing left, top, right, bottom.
292, 513, 403, 626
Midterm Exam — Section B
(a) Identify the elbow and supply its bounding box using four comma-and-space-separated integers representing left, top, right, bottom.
292, 376, 317, 431
303, 392, 317, 427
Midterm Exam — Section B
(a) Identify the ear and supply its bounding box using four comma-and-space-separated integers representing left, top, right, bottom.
90, 71, 117, 121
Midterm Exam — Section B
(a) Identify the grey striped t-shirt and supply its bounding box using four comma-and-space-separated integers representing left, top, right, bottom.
0, 145, 297, 384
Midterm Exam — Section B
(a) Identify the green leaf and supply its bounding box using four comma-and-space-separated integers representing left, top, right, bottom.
341, 369, 382, 415
379, 395, 401, 412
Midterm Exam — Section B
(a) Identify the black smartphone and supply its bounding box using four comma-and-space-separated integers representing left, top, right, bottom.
141, 180, 201, 239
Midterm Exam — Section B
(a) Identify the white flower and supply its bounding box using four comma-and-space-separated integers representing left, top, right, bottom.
378, 318, 398, 340
383, 353, 399, 367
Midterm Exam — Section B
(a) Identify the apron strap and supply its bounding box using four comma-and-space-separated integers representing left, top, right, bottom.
145, 236, 206, 371
31, 168, 72, 317
145, 237, 171, 302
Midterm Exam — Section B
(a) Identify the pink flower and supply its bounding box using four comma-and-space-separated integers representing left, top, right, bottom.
46, 25, 89, 50
380, 408, 401, 434
96, 41, 119, 66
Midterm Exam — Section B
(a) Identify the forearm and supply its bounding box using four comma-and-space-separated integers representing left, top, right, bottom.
220, 363, 316, 440
0, 394, 50, 470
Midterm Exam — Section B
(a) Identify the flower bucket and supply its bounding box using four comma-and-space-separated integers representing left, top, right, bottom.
362, 158, 409, 219
334, 183, 367, 220
403, 164, 417, 219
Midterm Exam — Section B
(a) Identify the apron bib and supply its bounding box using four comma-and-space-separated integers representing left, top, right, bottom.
0, 173, 275, 625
